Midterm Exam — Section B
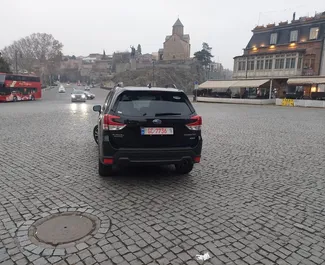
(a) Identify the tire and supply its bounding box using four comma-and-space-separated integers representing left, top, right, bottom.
175, 160, 194, 175
93, 125, 98, 144
13, 96, 17, 102
98, 159, 113, 177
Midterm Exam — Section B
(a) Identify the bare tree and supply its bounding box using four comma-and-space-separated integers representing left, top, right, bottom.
1, 33, 63, 77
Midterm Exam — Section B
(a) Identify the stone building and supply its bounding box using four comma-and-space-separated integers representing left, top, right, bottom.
232, 11, 325, 96
159, 19, 191, 61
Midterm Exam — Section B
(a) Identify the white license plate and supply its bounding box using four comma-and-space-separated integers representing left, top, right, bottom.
141, 127, 174, 135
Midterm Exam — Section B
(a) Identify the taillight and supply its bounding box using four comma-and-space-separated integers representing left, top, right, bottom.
103, 114, 126, 131
186, 115, 202, 131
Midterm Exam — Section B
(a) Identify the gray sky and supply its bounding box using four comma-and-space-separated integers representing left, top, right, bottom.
1, 0, 324, 69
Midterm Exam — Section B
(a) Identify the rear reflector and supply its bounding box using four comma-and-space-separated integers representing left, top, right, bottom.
194, 156, 201, 163
103, 158, 113, 165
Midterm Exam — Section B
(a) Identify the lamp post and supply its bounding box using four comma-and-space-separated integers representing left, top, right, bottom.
152, 59, 155, 87
15, 50, 18, 74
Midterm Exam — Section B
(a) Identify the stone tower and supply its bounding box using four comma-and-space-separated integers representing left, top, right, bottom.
172, 18, 184, 37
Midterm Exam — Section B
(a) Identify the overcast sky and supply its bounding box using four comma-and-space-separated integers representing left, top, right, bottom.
1, 0, 324, 69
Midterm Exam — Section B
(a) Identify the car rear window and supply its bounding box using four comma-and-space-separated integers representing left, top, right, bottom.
73, 90, 84, 94
114, 91, 193, 117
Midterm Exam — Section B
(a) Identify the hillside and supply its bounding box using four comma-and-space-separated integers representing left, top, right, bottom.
111, 65, 205, 94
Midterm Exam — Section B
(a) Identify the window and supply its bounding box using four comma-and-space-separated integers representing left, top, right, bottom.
275, 55, 285, 69
247, 59, 255, 71
0, 86, 11, 95
270, 33, 278, 44
264, 56, 273, 69
309, 27, 319, 40
5, 75, 14, 81
256, 57, 264, 70
297, 56, 303, 69
290, 30, 298, 42
237, 61, 246, 71
114, 91, 193, 117
285, 54, 296, 69
0, 74, 5, 83
103, 91, 113, 111
285, 58, 296, 69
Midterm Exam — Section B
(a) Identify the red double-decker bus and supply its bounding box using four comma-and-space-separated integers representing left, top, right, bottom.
0, 73, 42, 102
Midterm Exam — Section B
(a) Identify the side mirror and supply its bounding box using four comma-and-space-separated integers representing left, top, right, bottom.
93, 105, 101, 113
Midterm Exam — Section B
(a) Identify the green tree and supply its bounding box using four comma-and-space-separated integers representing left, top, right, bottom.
137, 44, 142, 55
71, 55, 76, 60
194, 42, 214, 67
0, 55, 11, 72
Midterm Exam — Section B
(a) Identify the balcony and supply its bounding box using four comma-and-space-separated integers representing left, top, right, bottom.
233, 68, 303, 79
302, 68, 317, 76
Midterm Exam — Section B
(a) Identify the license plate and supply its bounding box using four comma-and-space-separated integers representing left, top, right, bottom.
141, 127, 174, 135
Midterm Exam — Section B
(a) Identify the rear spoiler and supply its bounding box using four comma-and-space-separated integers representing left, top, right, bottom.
164, 84, 177, 88
146, 84, 177, 89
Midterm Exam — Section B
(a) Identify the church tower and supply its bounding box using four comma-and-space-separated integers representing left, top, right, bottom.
172, 18, 184, 36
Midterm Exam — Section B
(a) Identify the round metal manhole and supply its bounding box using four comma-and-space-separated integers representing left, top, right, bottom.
17, 208, 111, 257
34, 214, 95, 245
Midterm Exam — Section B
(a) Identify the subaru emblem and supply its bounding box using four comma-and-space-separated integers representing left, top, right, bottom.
152, 119, 162, 125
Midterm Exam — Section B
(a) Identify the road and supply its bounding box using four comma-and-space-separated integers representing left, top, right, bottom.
1, 86, 325, 265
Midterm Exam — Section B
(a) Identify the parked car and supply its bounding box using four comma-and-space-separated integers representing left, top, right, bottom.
84, 91, 95, 99
71, 90, 86, 102
92, 86, 203, 176
84, 86, 90, 91
58, 85, 66, 93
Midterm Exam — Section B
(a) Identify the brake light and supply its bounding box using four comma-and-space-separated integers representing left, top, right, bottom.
186, 115, 202, 131
103, 114, 126, 131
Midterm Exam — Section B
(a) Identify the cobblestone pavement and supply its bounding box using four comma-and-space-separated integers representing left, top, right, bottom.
1, 86, 325, 265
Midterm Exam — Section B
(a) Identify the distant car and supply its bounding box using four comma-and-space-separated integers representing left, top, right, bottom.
71, 90, 86, 102
58, 85, 66, 93
84, 86, 90, 91
84, 91, 95, 99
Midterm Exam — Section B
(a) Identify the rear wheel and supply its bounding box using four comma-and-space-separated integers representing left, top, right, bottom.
98, 160, 113, 177
93, 125, 98, 144
175, 160, 194, 175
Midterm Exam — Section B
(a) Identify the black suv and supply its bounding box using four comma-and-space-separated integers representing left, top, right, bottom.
93, 86, 202, 176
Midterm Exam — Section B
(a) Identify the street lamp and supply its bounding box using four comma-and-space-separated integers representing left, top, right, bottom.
152, 59, 155, 87
14, 50, 22, 74
15, 50, 18, 74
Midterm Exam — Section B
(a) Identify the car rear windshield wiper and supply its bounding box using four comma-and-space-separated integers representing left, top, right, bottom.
155, 112, 181, 116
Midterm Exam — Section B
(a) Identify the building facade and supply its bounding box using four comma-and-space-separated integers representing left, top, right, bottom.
160, 19, 191, 61
233, 11, 325, 96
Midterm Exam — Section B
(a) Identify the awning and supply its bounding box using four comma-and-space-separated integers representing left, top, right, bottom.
230, 79, 270, 88
287, 77, 325, 85
198, 80, 238, 89
198, 79, 270, 90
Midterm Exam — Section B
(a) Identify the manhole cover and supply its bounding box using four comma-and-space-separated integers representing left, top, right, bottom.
34, 213, 96, 245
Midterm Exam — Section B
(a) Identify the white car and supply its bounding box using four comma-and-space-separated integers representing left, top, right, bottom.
58, 85, 66, 93
84, 86, 90, 91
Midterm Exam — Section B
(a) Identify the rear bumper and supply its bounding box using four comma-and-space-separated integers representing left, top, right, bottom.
71, 99, 86, 102
101, 146, 202, 166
